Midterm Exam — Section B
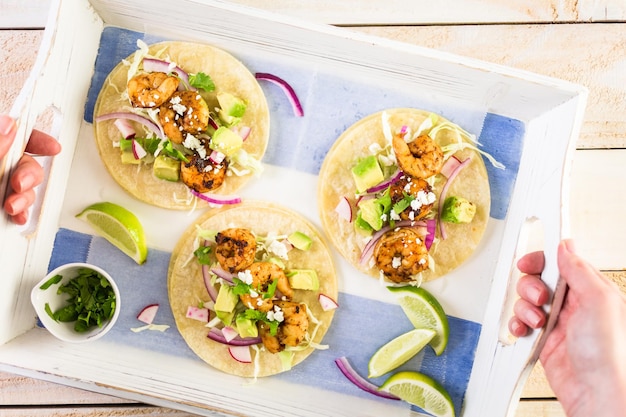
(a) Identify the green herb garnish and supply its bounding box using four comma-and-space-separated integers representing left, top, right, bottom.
194, 246, 212, 265
44, 268, 116, 333
189, 72, 215, 92
39, 274, 63, 290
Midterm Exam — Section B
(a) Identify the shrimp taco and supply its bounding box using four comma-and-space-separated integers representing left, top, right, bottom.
168, 201, 338, 377
318, 108, 503, 284
93, 41, 270, 209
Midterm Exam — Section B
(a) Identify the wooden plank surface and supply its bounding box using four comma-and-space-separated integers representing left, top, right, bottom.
2, 1, 626, 415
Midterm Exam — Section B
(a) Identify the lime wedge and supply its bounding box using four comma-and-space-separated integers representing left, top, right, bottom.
368, 328, 436, 378
388, 286, 449, 355
379, 371, 455, 417
76, 202, 148, 264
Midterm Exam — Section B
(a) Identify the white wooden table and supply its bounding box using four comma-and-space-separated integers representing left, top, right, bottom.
2, 1, 626, 416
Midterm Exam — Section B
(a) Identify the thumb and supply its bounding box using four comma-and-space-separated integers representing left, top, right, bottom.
557, 239, 610, 298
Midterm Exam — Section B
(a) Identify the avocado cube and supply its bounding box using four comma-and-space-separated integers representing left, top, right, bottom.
217, 92, 246, 125
351, 155, 384, 193
440, 196, 476, 223
287, 231, 313, 251
235, 316, 259, 338
288, 269, 320, 291
358, 198, 384, 231
153, 154, 180, 182
214, 285, 239, 313
210, 126, 243, 157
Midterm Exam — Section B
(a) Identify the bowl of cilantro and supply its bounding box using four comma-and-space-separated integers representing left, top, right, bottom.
31, 263, 120, 343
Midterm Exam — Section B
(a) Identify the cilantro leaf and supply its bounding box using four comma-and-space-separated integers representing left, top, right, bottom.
194, 246, 212, 265
189, 72, 215, 92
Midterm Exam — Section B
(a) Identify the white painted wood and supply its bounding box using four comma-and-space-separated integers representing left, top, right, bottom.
2, 0, 626, 28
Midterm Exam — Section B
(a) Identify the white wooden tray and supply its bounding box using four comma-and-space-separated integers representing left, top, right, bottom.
0, 1, 587, 416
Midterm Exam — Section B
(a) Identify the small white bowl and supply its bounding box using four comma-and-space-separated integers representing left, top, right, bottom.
31, 262, 121, 343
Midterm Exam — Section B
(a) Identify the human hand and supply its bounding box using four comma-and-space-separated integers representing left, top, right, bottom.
509, 239, 626, 417
0, 115, 61, 225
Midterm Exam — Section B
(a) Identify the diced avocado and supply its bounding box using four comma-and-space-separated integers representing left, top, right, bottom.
266, 256, 286, 269
287, 231, 312, 251
235, 316, 258, 338
351, 155, 384, 193
210, 126, 243, 158
214, 284, 239, 313
217, 92, 246, 125
215, 310, 235, 326
358, 198, 384, 231
288, 269, 319, 291
121, 149, 141, 165
440, 196, 476, 223
153, 154, 180, 182
354, 212, 374, 235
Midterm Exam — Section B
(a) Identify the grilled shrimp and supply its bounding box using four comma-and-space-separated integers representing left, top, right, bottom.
239, 262, 294, 312
215, 228, 256, 273
389, 175, 436, 221
392, 133, 444, 179
127, 72, 179, 108
374, 227, 429, 283
158, 91, 210, 144
259, 301, 309, 353
180, 153, 228, 193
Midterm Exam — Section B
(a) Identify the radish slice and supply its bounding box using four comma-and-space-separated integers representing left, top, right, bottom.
440, 155, 463, 178
114, 118, 136, 139
207, 327, 262, 346
255, 72, 304, 117
335, 357, 399, 400
191, 189, 242, 206
318, 294, 339, 311
222, 326, 239, 342
209, 150, 226, 165
132, 139, 148, 160
186, 306, 210, 322
237, 126, 251, 141
438, 157, 471, 240
229, 345, 252, 363
137, 304, 159, 325
95, 112, 165, 139
335, 196, 353, 222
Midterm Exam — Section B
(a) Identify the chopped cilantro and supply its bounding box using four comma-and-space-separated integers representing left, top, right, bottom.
189, 72, 215, 92
39, 274, 62, 290
193, 246, 212, 265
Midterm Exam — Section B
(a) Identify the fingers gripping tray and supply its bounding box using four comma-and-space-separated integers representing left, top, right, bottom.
0, 0, 587, 416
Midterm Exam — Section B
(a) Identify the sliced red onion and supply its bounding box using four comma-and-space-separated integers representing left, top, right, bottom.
255, 72, 304, 117
210, 266, 235, 285
207, 327, 262, 346
229, 345, 252, 363
440, 155, 463, 178
202, 264, 219, 302
137, 304, 159, 325
438, 157, 472, 240
132, 139, 148, 160
318, 293, 339, 311
335, 357, 399, 400
142, 57, 193, 91
208, 116, 219, 130
191, 189, 242, 206
358, 220, 427, 265
335, 196, 353, 222
186, 306, 210, 322
95, 112, 165, 140
114, 118, 136, 139
425, 218, 437, 250
365, 169, 402, 194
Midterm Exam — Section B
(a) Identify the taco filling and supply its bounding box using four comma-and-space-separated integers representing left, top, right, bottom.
93, 40, 270, 209
168, 202, 338, 377
318, 109, 504, 284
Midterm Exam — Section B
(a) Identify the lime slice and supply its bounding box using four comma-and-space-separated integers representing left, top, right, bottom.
76, 202, 147, 264
368, 328, 436, 378
379, 371, 455, 417
388, 286, 449, 355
